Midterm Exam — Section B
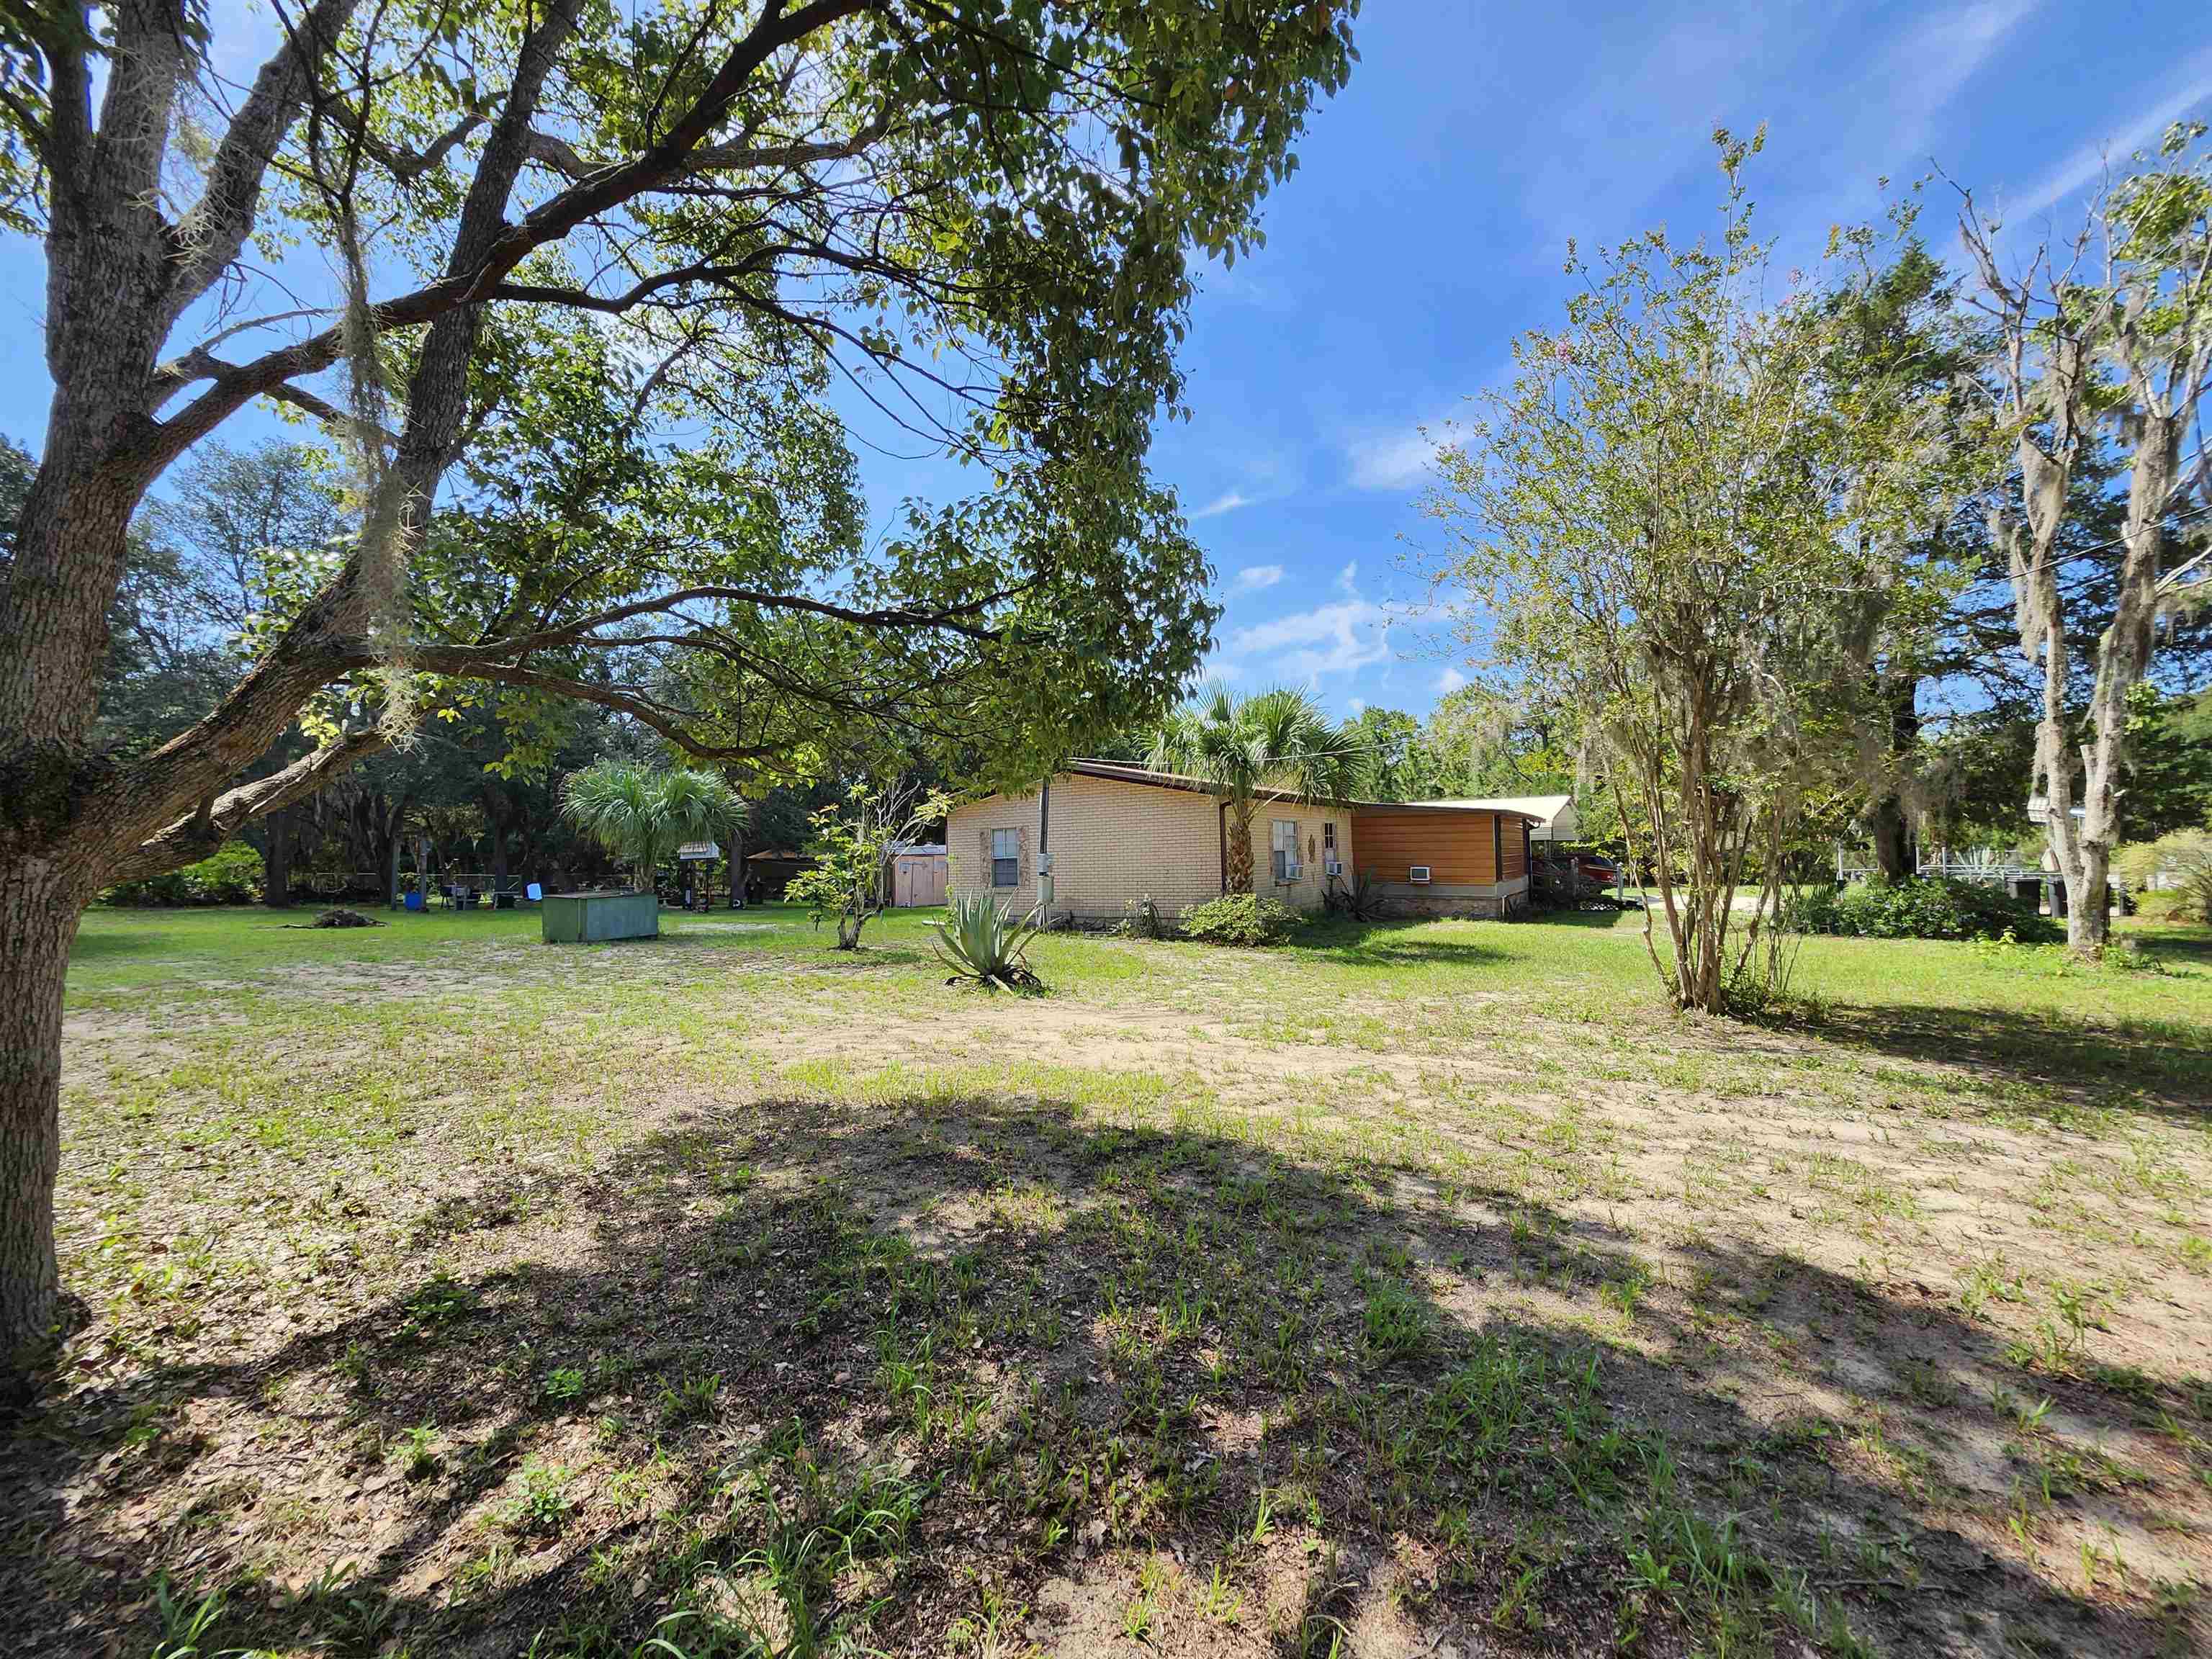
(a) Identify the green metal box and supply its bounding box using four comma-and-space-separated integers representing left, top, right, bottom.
541, 891, 660, 943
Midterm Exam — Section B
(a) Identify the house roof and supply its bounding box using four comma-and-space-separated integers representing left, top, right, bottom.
1424, 793, 1575, 824
1061, 760, 1545, 819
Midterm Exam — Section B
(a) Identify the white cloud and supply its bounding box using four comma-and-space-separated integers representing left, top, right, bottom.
1224, 565, 1391, 683
1346, 425, 1445, 492
1226, 602, 1390, 681
1436, 667, 1468, 695
2008, 42, 2212, 222
1195, 490, 1255, 520
1234, 562, 1285, 591
1876, 1, 2038, 155
1348, 698, 1367, 716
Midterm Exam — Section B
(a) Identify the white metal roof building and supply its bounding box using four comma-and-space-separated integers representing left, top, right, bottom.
1426, 794, 1578, 845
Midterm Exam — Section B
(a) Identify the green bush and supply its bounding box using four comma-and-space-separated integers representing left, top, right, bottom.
102, 840, 266, 907
1785, 876, 2059, 943
1178, 892, 1298, 946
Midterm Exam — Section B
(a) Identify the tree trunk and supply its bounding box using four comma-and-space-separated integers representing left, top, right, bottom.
262, 805, 292, 907
1868, 801, 1910, 884
1225, 799, 1256, 894
1868, 677, 1919, 881
0, 861, 78, 1395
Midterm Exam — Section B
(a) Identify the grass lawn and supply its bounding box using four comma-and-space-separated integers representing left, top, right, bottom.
7, 902, 2212, 1657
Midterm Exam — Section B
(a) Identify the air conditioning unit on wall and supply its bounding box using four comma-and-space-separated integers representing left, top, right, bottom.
1408, 866, 1431, 884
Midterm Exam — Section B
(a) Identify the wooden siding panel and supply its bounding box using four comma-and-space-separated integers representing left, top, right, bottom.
1352, 809, 1500, 884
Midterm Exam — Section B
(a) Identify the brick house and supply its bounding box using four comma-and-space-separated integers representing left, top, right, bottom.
946, 760, 1536, 925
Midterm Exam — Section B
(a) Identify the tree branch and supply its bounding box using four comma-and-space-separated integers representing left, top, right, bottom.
113, 728, 390, 885
160, 0, 362, 337
521, 120, 886, 181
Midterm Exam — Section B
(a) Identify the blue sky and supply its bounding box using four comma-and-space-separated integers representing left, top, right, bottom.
3, 1, 2208, 727
1142, 1, 2212, 722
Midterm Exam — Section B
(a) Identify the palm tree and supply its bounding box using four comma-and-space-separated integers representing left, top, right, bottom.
560, 763, 747, 891
1148, 683, 1364, 894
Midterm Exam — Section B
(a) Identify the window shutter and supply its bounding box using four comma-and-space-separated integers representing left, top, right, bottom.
1018, 826, 1031, 884
978, 829, 990, 885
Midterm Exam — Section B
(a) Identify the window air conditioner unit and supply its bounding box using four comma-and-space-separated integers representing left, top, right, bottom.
1408, 865, 1431, 884
1323, 857, 1341, 876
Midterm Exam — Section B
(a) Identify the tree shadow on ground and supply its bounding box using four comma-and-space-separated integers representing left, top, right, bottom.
1799, 997, 2212, 1126
1522, 907, 1645, 930
4, 1087, 2203, 1658
2127, 923, 2212, 967
1289, 919, 1512, 969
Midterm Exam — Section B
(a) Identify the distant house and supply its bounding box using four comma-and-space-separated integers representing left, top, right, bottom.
1437, 793, 1577, 848
945, 759, 1537, 925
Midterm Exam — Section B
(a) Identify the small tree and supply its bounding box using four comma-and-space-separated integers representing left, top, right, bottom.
1419, 132, 1948, 1015
1148, 685, 1364, 893
787, 781, 948, 950
559, 764, 745, 892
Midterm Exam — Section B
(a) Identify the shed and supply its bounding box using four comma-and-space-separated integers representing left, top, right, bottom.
889, 842, 948, 907
744, 848, 812, 901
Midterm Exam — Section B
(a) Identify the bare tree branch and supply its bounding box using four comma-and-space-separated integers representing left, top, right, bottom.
161, 0, 362, 336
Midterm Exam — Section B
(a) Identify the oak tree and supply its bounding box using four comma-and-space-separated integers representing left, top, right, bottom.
0, 0, 1357, 1386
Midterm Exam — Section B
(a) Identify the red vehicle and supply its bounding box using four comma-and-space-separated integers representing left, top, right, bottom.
1565, 852, 1621, 886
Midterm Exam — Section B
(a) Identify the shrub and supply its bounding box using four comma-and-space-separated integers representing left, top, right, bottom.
1785, 876, 2059, 943
1323, 870, 1382, 920
1115, 893, 1166, 938
102, 840, 265, 907
1178, 892, 1298, 946
2117, 830, 2212, 925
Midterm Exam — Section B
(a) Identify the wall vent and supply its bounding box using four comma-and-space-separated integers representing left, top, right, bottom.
1408, 866, 1431, 884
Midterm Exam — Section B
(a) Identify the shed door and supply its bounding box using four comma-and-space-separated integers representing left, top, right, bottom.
917, 857, 946, 906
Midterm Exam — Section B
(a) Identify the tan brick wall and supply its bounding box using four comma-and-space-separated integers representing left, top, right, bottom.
948, 775, 1357, 922
1237, 802, 1352, 914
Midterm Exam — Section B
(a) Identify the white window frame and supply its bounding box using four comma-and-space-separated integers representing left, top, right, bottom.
990, 827, 1020, 889
1270, 819, 1301, 884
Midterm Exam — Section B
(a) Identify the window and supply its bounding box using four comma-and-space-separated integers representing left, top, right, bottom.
1271, 819, 1300, 884
1323, 822, 1336, 852
991, 828, 1019, 889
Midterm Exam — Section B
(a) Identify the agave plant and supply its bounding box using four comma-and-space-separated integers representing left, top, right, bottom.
934, 891, 1043, 989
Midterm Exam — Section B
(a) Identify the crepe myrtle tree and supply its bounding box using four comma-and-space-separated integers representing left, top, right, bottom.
1416, 132, 1954, 1015
0, 0, 1357, 1390
1148, 683, 1364, 894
